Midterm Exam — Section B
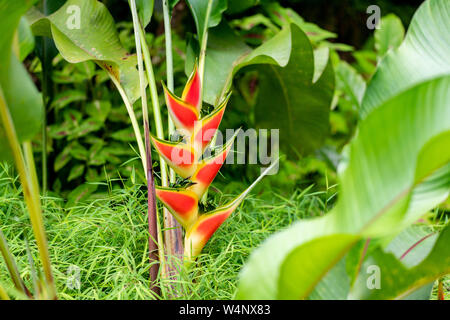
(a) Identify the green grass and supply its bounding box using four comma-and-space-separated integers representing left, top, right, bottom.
0, 163, 448, 300
0, 162, 331, 300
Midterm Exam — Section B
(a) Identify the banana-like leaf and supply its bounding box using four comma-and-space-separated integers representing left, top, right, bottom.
335, 61, 366, 110
186, 0, 227, 41
136, 0, 154, 28
190, 23, 333, 157
27, 0, 142, 103
361, 0, 450, 118
17, 17, 35, 62
236, 75, 450, 299
0, 0, 43, 161
374, 14, 405, 59
350, 224, 449, 299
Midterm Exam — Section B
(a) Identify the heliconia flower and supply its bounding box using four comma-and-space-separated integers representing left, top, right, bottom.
182, 64, 201, 113
162, 83, 199, 134
154, 55, 278, 265
184, 197, 244, 261
188, 131, 239, 199
155, 187, 199, 229
161, 64, 202, 135
150, 135, 197, 178
191, 93, 230, 154
183, 161, 277, 263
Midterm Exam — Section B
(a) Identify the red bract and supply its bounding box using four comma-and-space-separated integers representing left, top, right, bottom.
152, 64, 267, 263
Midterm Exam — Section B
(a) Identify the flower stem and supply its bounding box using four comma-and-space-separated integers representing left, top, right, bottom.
162, 0, 184, 284
130, 0, 162, 295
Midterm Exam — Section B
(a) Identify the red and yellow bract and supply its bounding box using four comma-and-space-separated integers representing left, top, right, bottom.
152, 64, 268, 263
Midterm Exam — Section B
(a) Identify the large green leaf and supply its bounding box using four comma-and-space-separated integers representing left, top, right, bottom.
374, 14, 405, 59
28, 0, 142, 103
361, 0, 450, 118
350, 224, 450, 299
0, 0, 43, 161
335, 61, 366, 110
193, 23, 334, 156
135, 0, 154, 28
236, 75, 450, 299
186, 0, 227, 41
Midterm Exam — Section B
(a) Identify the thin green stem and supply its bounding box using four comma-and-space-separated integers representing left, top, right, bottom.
162, 0, 184, 285
0, 87, 56, 299
139, 29, 169, 186
0, 229, 29, 296
162, 0, 176, 184
23, 141, 40, 199
197, 0, 213, 204
41, 67, 48, 195
0, 283, 10, 300
198, 0, 213, 104
109, 75, 147, 178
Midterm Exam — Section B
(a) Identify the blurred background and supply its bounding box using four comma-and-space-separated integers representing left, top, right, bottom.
22, 0, 423, 205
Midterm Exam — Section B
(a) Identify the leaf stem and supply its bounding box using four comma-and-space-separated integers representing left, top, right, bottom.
162, 0, 176, 184
0, 87, 56, 299
0, 283, 10, 300
198, 0, 214, 104
162, 0, 184, 284
109, 75, 147, 178
0, 229, 30, 297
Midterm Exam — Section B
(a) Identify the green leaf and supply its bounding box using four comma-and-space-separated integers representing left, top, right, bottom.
227, 0, 259, 15
54, 146, 72, 172
236, 75, 450, 299
361, 0, 450, 118
28, 0, 143, 103
18, 17, 35, 61
336, 61, 366, 110
51, 90, 86, 110
135, 0, 154, 28
68, 164, 85, 181
263, 2, 337, 44
350, 224, 450, 299
197, 23, 334, 156
0, 0, 43, 161
186, 0, 227, 41
86, 100, 111, 122
374, 14, 405, 59
111, 128, 136, 142
66, 183, 98, 208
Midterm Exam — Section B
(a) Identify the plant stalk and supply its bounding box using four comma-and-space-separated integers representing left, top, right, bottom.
139, 10, 184, 268
197, 0, 213, 204
198, 0, 214, 104
0, 283, 10, 300
130, 0, 161, 295
109, 76, 148, 178
0, 87, 56, 299
0, 229, 30, 297
162, 0, 184, 273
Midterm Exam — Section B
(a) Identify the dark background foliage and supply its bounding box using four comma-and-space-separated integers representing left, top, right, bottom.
28, 0, 423, 202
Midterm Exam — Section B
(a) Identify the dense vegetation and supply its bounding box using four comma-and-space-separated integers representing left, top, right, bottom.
0, 0, 448, 300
